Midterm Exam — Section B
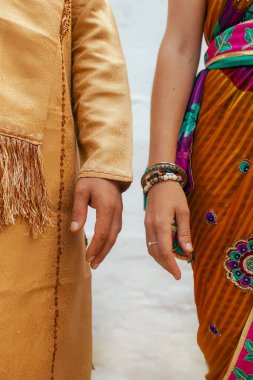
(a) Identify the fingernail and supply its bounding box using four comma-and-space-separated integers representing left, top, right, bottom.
87, 256, 95, 263
186, 242, 193, 251
92, 264, 99, 270
70, 221, 79, 232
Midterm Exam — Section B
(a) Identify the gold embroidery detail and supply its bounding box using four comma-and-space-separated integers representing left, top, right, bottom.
60, 0, 71, 42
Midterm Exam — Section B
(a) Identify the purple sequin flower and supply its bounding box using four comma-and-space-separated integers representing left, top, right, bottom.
205, 210, 218, 225
209, 323, 221, 336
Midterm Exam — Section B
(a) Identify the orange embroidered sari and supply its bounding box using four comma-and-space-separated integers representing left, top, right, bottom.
184, 0, 253, 378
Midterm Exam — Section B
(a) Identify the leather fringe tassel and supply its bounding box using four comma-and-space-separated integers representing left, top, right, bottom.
0, 134, 52, 237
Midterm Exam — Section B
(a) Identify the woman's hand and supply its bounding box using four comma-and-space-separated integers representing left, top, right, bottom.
144, 180, 193, 280
70, 177, 123, 269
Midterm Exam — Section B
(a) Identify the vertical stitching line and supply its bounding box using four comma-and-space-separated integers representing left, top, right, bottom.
50, 1, 71, 379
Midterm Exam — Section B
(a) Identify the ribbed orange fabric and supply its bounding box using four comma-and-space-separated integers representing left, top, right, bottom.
187, 1, 253, 379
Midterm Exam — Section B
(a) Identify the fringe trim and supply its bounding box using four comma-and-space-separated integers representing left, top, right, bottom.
0, 134, 52, 238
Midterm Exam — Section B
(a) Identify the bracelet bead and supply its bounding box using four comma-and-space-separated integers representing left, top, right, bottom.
141, 162, 188, 210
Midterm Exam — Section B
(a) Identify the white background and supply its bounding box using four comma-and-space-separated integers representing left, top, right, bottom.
88, 1, 207, 379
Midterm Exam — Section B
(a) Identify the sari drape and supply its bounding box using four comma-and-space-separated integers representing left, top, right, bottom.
175, 0, 253, 378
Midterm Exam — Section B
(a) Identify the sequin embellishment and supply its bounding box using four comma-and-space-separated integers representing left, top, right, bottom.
239, 159, 251, 174
205, 210, 218, 225
209, 323, 221, 336
224, 234, 253, 292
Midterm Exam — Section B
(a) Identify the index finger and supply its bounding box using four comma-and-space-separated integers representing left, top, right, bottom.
86, 206, 114, 262
156, 222, 181, 280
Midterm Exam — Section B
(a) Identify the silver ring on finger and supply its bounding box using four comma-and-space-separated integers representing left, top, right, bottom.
148, 241, 158, 247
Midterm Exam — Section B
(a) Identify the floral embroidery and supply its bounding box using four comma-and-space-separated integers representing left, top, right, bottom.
205, 210, 218, 225
233, 368, 253, 379
224, 235, 253, 292
244, 339, 253, 363
243, 28, 253, 51
209, 323, 221, 336
244, 4, 253, 22
233, 340, 253, 379
214, 26, 235, 55
239, 159, 251, 174
179, 102, 200, 138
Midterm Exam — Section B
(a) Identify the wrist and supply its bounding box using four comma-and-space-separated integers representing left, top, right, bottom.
106, 179, 125, 193
141, 162, 187, 210
148, 155, 176, 168
147, 160, 176, 168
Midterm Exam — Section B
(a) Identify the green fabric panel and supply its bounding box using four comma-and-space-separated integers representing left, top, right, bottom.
208, 55, 253, 69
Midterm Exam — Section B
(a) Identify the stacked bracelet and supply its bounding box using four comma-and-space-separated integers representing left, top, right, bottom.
141, 162, 187, 209
141, 162, 187, 191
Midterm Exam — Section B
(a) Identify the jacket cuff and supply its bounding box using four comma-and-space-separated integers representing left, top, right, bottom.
78, 169, 133, 193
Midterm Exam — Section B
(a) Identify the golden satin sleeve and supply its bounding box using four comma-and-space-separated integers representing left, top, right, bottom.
71, 0, 133, 192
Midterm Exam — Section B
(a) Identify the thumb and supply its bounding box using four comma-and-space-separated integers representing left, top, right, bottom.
70, 187, 89, 233
175, 208, 193, 253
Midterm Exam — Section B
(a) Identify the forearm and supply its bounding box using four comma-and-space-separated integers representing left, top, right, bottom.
148, 39, 201, 166
72, 0, 133, 192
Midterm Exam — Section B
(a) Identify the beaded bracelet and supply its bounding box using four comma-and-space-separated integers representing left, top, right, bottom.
141, 162, 187, 209
143, 171, 183, 193
142, 162, 187, 186
141, 162, 187, 192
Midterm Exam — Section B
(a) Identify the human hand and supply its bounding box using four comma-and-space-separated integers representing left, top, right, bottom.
144, 180, 193, 280
70, 177, 123, 269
